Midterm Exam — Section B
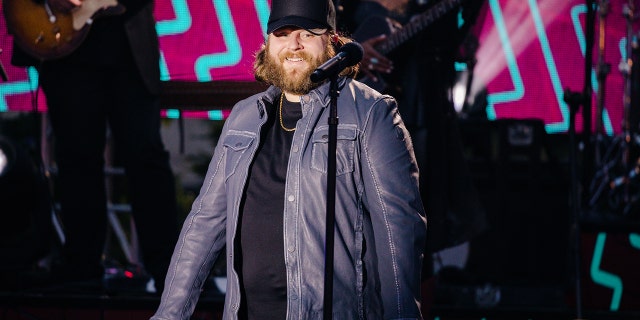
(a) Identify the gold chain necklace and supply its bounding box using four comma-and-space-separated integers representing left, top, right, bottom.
279, 93, 296, 132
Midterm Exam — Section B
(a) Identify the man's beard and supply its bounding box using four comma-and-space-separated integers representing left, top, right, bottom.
262, 45, 332, 95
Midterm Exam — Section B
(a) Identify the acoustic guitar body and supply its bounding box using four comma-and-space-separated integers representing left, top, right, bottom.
3, 0, 123, 61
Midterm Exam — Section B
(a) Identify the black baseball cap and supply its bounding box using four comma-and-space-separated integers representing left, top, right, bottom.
266, 0, 336, 34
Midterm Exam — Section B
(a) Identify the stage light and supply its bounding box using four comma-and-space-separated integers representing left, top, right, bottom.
0, 135, 34, 235
0, 149, 7, 175
0, 137, 15, 177
452, 67, 470, 114
0, 135, 52, 273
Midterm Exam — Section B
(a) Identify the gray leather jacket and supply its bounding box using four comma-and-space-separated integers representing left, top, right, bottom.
152, 78, 427, 320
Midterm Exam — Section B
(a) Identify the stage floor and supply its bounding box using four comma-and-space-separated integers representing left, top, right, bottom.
0, 285, 224, 320
2, 280, 639, 320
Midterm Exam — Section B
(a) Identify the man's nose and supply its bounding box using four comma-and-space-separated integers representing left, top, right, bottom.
286, 33, 303, 50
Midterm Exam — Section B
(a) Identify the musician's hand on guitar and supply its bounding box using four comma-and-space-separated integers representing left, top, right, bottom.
360, 34, 393, 82
48, 0, 82, 14
7, 0, 123, 60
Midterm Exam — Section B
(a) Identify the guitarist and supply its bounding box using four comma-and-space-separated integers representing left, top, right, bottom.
347, 0, 408, 95
342, 0, 488, 313
7, 0, 178, 294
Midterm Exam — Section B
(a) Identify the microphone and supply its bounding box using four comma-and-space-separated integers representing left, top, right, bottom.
310, 42, 363, 83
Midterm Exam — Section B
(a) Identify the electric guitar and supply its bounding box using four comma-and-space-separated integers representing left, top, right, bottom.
3, 0, 125, 61
354, 0, 463, 92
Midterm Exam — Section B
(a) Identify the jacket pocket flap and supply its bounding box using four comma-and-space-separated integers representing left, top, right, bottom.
222, 133, 254, 151
311, 126, 357, 143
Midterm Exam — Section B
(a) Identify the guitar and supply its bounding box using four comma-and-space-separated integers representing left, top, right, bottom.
3, 0, 125, 61
353, 0, 463, 92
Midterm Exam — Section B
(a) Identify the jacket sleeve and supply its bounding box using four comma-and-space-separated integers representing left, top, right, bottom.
151, 117, 233, 320
360, 96, 428, 319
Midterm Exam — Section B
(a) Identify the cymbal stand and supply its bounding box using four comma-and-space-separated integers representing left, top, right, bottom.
617, 0, 637, 213
595, 0, 611, 166
588, 0, 618, 208
589, 0, 640, 215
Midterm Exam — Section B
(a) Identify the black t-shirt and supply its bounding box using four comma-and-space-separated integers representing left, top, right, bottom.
237, 95, 302, 320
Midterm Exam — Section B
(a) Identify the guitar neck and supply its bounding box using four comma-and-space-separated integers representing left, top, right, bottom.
375, 0, 462, 56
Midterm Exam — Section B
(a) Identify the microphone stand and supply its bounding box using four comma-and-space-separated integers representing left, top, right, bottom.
563, 89, 585, 320
562, 1, 597, 318
323, 73, 339, 320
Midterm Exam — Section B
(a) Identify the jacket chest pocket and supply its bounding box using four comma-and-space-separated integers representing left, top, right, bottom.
223, 132, 255, 179
311, 125, 357, 176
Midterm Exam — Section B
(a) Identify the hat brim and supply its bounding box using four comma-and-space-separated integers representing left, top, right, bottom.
267, 16, 328, 34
